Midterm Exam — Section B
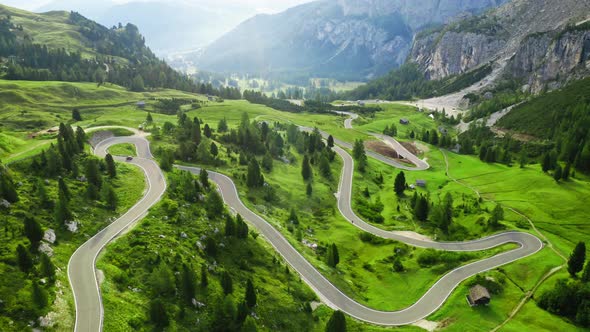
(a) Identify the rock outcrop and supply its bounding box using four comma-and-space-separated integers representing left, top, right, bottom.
408, 0, 590, 89
508, 28, 590, 92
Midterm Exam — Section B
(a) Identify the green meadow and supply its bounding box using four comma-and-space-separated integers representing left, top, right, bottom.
0, 79, 586, 331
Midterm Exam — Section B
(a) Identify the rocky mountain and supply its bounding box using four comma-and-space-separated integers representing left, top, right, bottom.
408, 0, 590, 92
195, 0, 507, 81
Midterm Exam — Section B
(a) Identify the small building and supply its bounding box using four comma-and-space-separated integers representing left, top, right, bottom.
400, 118, 410, 125
416, 180, 427, 188
467, 285, 491, 306
357, 100, 365, 106
207, 95, 215, 101
428, 114, 435, 120
136, 101, 146, 109
438, 126, 448, 135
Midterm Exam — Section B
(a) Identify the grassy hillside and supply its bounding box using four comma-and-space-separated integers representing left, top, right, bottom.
0, 79, 203, 162
0, 5, 119, 60
0, 4, 197, 92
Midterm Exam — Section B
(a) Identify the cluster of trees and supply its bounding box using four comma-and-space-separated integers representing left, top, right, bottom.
418, 128, 456, 148
0, 161, 19, 204
153, 98, 195, 115
496, 78, 590, 174
161, 112, 223, 167
284, 126, 336, 184
0, 124, 124, 324
343, 63, 492, 101
408, 190, 504, 235
383, 123, 398, 137
352, 139, 368, 172
458, 122, 532, 167
538, 242, 590, 327
28, 124, 119, 219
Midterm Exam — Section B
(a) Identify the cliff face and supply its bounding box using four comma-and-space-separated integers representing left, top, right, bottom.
196, 0, 506, 80
508, 29, 590, 92
408, 0, 590, 88
411, 31, 506, 80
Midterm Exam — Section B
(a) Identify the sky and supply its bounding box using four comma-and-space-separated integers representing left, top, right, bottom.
2, 0, 317, 14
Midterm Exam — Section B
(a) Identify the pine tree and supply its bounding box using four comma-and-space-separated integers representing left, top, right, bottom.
306, 182, 313, 197
288, 208, 299, 225
236, 214, 249, 239
40, 253, 56, 282
149, 299, 169, 328
221, 271, 233, 295
146, 112, 153, 123
32, 282, 48, 309
36, 179, 52, 209
86, 183, 99, 200
488, 204, 505, 229
203, 124, 212, 138
75, 126, 86, 151
325, 310, 346, 332
225, 215, 236, 236
131, 74, 145, 92
241, 316, 258, 332
105, 154, 117, 178
440, 193, 453, 233
327, 243, 340, 268
394, 171, 406, 196
210, 142, 219, 157
581, 261, 590, 283
302, 155, 312, 181
554, 164, 563, 182
200, 168, 209, 189
55, 191, 72, 224
542, 153, 552, 172
16, 244, 33, 272
206, 190, 224, 218
217, 118, 228, 133
327, 135, 335, 148
563, 163, 571, 180
200, 264, 208, 288
24, 217, 43, 245
262, 152, 273, 172
319, 155, 332, 179
414, 195, 429, 222
246, 159, 264, 188
245, 279, 257, 308
353, 139, 367, 172
101, 182, 118, 210
181, 263, 197, 304
0, 163, 19, 203
568, 242, 586, 277
72, 109, 82, 121
85, 158, 102, 189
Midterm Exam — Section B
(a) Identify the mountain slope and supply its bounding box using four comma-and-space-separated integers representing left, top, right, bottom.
409, 0, 590, 90
0, 4, 196, 92
196, 0, 507, 81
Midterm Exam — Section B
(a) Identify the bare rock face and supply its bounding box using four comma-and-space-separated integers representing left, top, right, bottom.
411, 31, 506, 80
408, 0, 590, 87
508, 29, 590, 92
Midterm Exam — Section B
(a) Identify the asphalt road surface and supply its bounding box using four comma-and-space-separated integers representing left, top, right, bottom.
68, 136, 166, 332
69, 124, 542, 330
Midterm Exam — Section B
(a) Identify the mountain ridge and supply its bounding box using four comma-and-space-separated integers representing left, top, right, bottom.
195, 0, 507, 81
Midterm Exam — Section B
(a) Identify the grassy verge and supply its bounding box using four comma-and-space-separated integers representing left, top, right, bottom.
107, 143, 137, 157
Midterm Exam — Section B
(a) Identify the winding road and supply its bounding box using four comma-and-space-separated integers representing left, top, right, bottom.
68, 115, 543, 330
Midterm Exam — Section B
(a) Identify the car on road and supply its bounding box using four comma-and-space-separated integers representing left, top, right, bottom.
126, 156, 133, 161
